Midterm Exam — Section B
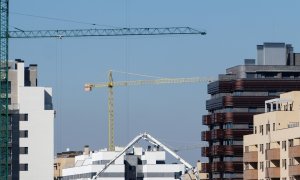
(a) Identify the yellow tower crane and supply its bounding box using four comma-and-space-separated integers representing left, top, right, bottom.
84, 70, 216, 151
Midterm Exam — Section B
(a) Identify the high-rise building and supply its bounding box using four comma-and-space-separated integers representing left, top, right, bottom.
201, 43, 300, 179
6, 60, 55, 180
244, 91, 300, 180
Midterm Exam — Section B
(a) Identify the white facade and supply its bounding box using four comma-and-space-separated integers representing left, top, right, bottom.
9, 60, 55, 180
62, 147, 185, 180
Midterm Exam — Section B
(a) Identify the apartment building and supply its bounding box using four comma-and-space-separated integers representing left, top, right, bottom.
6, 60, 55, 180
244, 91, 300, 180
201, 43, 300, 180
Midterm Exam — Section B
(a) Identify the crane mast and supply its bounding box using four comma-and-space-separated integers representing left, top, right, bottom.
0, 0, 9, 179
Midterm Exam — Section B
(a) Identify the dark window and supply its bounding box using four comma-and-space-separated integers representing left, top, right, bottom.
19, 164, 28, 171
266, 143, 270, 150
266, 124, 270, 134
19, 130, 28, 138
0, 81, 11, 93
20, 147, 28, 154
273, 123, 275, 131
283, 159, 287, 169
156, 160, 165, 164
282, 141, 286, 151
20, 114, 28, 121
245, 146, 249, 153
0, 98, 11, 105
289, 139, 294, 147
248, 123, 253, 129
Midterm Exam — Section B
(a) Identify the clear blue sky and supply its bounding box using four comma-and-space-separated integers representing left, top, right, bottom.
9, 0, 300, 164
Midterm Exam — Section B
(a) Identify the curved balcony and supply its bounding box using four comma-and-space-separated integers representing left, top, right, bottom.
201, 131, 211, 141
224, 129, 252, 140
202, 129, 252, 141
206, 96, 275, 111
211, 129, 224, 140
211, 162, 243, 173
211, 145, 243, 156
223, 96, 276, 108
202, 115, 212, 125
208, 79, 300, 95
203, 112, 257, 125
201, 163, 211, 173
201, 147, 211, 157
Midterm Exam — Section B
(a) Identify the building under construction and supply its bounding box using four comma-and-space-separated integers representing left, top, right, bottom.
201, 42, 300, 179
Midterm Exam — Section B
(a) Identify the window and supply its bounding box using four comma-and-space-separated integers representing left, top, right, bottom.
266, 143, 270, 150
282, 141, 286, 151
0, 98, 11, 105
282, 159, 287, 169
273, 123, 275, 131
19, 130, 28, 138
260, 144, 264, 154
266, 161, 270, 168
20, 147, 28, 154
0, 81, 11, 93
245, 146, 249, 153
254, 126, 257, 134
289, 158, 293, 166
259, 125, 264, 135
19, 164, 28, 171
20, 114, 28, 121
266, 124, 270, 134
289, 139, 294, 147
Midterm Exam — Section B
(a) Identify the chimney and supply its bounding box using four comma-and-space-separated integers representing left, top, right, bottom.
83, 145, 90, 155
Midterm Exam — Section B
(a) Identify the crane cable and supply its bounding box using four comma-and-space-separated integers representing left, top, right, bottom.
11, 11, 122, 29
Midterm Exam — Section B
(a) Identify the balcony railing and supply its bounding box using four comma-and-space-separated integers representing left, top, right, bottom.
211, 145, 243, 156
265, 167, 280, 178
244, 169, 258, 180
201, 163, 211, 173
211, 162, 243, 173
243, 151, 258, 162
289, 165, 300, 176
202, 115, 212, 125
201, 131, 211, 141
289, 145, 300, 158
201, 147, 211, 157
266, 148, 280, 160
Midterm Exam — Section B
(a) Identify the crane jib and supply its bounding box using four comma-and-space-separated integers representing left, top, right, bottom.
5, 27, 206, 38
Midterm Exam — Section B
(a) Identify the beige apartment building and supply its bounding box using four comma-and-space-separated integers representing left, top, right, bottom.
244, 91, 300, 180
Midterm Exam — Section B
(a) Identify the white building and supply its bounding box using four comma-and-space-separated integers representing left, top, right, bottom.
62, 146, 186, 180
8, 60, 55, 180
